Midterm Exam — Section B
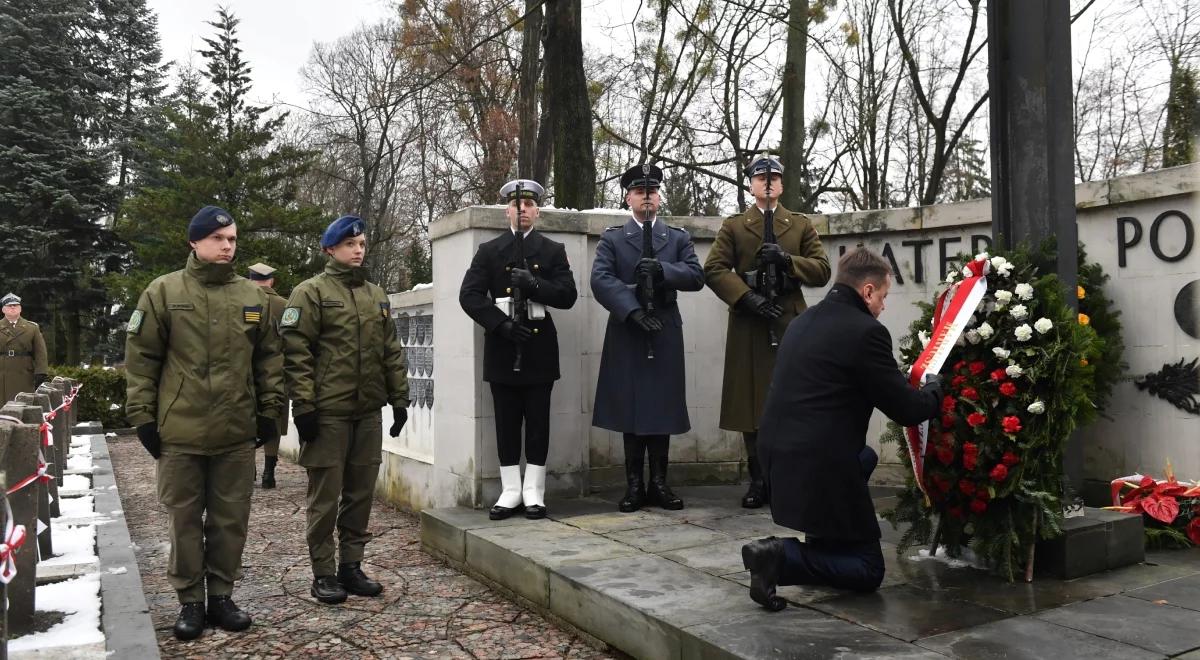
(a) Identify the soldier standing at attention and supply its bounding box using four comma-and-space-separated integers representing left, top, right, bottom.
247, 262, 288, 489
703, 155, 831, 508
280, 215, 409, 605
124, 206, 284, 640
1, 293, 48, 404
592, 164, 705, 513
459, 179, 578, 520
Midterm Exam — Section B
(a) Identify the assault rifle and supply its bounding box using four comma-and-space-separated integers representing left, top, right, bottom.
510, 182, 528, 371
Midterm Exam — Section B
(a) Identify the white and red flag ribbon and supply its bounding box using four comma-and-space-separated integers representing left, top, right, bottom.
0, 498, 27, 584
905, 258, 990, 503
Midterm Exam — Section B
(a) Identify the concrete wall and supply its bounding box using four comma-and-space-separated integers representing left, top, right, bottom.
284, 163, 1198, 511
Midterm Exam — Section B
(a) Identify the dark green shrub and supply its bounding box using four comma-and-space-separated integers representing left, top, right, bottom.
48, 366, 128, 430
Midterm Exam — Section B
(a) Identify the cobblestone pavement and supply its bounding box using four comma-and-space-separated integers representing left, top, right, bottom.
109, 434, 616, 659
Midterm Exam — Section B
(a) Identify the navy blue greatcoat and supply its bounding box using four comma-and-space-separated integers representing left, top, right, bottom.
590, 217, 704, 435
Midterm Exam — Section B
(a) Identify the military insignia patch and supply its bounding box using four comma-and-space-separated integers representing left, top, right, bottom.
280, 307, 301, 327
127, 309, 144, 334
243, 305, 263, 324
380, 301, 391, 318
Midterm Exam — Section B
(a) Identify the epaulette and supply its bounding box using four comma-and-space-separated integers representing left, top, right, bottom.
604, 225, 622, 231
25, 320, 38, 327
670, 226, 687, 232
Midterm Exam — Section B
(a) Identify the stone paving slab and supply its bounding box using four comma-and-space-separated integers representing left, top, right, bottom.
809, 584, 1012, 642
1034, 594, 1200, 656
109, 434, 615, 659
916, 616, 1164, 660
1124, 573, 1200, 611
605, 522, 732, 553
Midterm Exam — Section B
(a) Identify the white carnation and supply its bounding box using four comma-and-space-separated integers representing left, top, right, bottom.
1006, 363, 1024, 377
975, 251, 990, 262
995, 290, 1013, 303
1010, 304, 1028, 321
1015, 282, 1035, 300
918, 330, 930, 347
955, 334, 966, 347
989, 256, 1007, 270
977, 322, 994, 339
1014, 324, 1033, 342
992, 346, 1010, 359
997, 262, 1014, 277
1027, 400, 1045, 414
966, 330, 981, 344
946, 270, 958, 283
1034, 317, 1053, 334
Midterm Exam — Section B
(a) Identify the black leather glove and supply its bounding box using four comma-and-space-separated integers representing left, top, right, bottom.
497, 320, 533, 343
634, 258, 664, 281
628, 309, 664, 333
255, 415, 277, 448
33, 373, 47, 388
511, 268, 538, 293
737, 291, 784, 319
136, 422, 161, 459
294, 410, 319, 445
390, 405, 408, 437
921, 373, 944, 403
756, 242, 792, 268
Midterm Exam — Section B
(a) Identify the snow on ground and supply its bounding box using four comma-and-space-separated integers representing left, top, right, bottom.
909, 545, 987, 569
38, 518, 97, 568
63, 474, 90, 491
6, 574, 103, 653
58, 494, 94, 519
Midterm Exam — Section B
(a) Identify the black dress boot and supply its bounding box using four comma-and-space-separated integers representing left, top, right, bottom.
618, 434, 646, 513
646, 438, 683, 510
741, 537, 787, 611
338, 561, 384, 597
311, 575, 348, 604
742, 457, 767, 508
261, 455, 277, 489
173, 602, 205, 640
206, 595, 252, 631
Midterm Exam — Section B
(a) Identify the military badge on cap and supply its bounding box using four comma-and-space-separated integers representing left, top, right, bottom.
280, 307, 301, 327
320, 215, 367, 248
744, 153, 784, 178
499, 179, 545, 203
1, 292, 20, 306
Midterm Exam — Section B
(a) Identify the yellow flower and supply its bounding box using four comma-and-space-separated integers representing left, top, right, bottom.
1077, 285, 1086, 299
1080, 358, 1089, 367
1078, 313, 1090, 325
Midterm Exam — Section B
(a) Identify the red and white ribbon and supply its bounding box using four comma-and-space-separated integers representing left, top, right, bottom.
0, 498, 27, 584
0, 414, 55, 495
905, 258, 991, 502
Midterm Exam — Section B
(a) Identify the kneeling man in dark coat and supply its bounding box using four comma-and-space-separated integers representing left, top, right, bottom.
742, 247, 942, 608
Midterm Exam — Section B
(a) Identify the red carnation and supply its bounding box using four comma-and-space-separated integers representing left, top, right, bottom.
959, 479, 976, 496
970, 499, 988, 514
975, 488, 990, 502
962, 441, 978, 455
990, 368, 1008, 382
951, 375, 967, 389
954, 360, 967, 372
942, 396, 956, 413
990, 464, 1009, 482
1001, 416, 1022, 434
942, 414, 955, 429
1187, 518, 1200, 546
961, 387, 979, 401
937, 448, 955, 466
999, 381, 1018, 397
963, 452, 977, 470
967, 412, 987, 427
1001, 451, 1020, 466
968, 361, 986, 375
948, 506, 964, 519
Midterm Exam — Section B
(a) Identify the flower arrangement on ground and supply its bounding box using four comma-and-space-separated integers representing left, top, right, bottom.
1110, 465, 1200, 549
883, 246, 1104, 580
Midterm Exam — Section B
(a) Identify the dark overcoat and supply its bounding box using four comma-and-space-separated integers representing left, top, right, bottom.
591, 218, 704, 435
459, 229, 578, 385
703, 204, 831, 432
759, 283, 941, 541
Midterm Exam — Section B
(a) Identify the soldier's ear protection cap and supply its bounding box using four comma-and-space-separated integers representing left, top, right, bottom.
188, 206, 235, 241
321, 215, 366, 249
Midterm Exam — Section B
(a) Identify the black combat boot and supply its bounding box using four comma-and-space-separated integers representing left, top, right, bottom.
337, 561, 384, 597
618, 435, 646, 513
173, 602, 205, 640
741, 537, 787, 611
206, 595, 252, 631
311, 575, 348, 604
261, 455, 277, 489
645, 437, 683, 510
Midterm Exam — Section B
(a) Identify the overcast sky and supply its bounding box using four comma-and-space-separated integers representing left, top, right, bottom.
146, 0, 395, 107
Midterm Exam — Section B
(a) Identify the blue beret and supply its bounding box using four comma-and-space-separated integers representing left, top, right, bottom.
321, 215, 366, 249
188, 206, 235, 241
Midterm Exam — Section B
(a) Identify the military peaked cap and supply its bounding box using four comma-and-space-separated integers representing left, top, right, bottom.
620, 163, 664, 190
499, 179, 545, 203
1, 293, 20, 306
247, 262, 277, 281
744, 154, 784, 178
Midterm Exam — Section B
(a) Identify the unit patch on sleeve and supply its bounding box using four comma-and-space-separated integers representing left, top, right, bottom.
280, 307, 301, 327
243, 305, 263, 324
380, 301, 391, 318
126, 309, 144, 334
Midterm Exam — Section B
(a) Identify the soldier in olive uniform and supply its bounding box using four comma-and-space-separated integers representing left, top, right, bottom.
459, 179, 578, 520
124, 206, 284, 640
703, 155, 831, 508
1, 293, 48, 404
280, 215, 409, 605
247, 262, 288, 489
